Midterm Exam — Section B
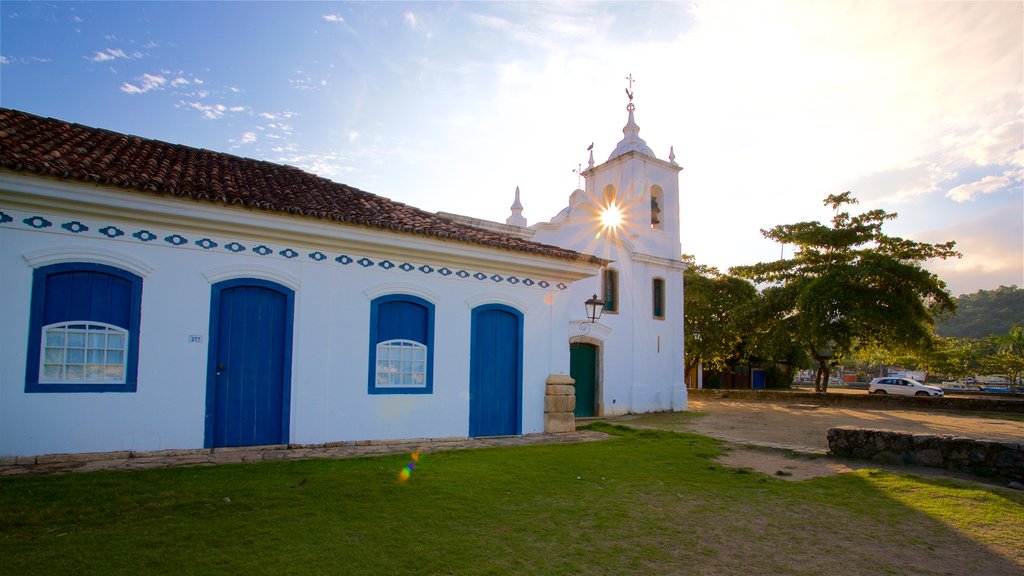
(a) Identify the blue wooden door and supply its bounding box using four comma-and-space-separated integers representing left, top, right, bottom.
205, 279, 294, 448
469, 304, 523, 437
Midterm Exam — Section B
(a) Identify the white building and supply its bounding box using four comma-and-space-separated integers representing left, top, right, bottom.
445, 96, 687, 417
0, 96, 685, 457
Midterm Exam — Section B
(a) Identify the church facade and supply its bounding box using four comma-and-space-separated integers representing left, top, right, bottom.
0, 98, 685, 458
446, 98, 687, 417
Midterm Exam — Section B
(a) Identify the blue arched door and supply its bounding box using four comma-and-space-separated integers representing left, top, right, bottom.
205, 279, 294, 448
469, 304, 523, 437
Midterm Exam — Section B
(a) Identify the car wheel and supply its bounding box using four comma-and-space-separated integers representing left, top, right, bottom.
872, 389, 887, 394
915, 391, 929, 397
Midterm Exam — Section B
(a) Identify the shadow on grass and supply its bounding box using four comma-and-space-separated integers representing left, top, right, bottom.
1, 425, 1021, 576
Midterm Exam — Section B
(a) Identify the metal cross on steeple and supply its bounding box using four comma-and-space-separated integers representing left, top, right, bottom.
625, 73, 635, 110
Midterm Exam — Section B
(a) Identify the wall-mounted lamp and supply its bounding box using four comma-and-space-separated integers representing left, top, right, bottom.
585, 294, 604, 323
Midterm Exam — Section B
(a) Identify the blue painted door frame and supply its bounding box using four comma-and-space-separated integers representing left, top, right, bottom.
205, 279, 294, 448
469, 304, 523, 437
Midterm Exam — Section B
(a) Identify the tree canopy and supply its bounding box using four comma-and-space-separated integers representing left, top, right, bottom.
730, 192, 960, 392
683, 261, 758, 379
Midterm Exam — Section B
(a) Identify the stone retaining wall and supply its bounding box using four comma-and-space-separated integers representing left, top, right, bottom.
690, 388, 1024, 413
826, 426, 1024, 481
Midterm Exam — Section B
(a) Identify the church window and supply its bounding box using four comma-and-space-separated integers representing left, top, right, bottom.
602, 269, 618, 314
650, 186, 664, 230
652, 278, 665, 320
368, 294, 434, 394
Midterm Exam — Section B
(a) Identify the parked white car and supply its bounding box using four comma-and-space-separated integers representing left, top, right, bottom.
868, 377, 944, 397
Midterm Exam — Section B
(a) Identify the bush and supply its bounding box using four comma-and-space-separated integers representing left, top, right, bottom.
763, 365, 792, 389
703, 373, 721, 389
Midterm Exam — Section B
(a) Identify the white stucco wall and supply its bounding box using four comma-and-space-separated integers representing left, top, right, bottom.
0, 176, 593, 456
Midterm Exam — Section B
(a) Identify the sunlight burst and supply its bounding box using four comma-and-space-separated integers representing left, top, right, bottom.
600, 204, 624, 231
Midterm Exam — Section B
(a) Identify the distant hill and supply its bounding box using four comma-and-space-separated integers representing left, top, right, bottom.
935, 285, 1024, 339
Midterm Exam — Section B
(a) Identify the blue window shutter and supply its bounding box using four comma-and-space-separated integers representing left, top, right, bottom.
376, 300, 428, 344
43, 269, 133, 328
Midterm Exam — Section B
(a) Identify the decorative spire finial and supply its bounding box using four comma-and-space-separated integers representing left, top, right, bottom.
608, 73, 655, 161
506, 186, 527, 227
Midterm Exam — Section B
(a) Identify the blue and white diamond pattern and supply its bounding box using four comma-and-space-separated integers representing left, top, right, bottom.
61, 221, 88, 233
4, 209, 569, 293
99, 226, 124, 238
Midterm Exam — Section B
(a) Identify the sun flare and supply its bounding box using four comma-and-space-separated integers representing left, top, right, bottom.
599, 204, 624, 230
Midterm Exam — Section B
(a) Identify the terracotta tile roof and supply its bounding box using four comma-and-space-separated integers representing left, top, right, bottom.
0, 108, 602, 264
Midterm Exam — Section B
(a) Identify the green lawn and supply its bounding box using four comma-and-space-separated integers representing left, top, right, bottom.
2, 424, 1022, 576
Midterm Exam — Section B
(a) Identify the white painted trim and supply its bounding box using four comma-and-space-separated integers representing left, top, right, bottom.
202, 264, 301, 290
570, 319, 611, 342
464, 292, 529, 313
363, 282, 442, 304
22, 246, 155, 277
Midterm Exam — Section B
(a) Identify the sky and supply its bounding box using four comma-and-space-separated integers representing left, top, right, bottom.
1, 1, 1021, 297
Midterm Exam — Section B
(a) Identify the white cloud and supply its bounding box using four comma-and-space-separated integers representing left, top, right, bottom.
322, 14, 344, 23
0, 55, 11, 65
946, 171, 1020, 202
170, 77, 190, 87
241, 131, 257, 144
916, 203, 1024, 295
87, 48, 140, 62
181, 101, 226, 119
120, 73, 166, 94
348, 131, 359, 143
404, 11, 417, 29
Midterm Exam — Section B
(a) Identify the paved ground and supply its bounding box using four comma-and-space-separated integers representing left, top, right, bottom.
607, 396, 1024, 483
681, 396, 1023, 452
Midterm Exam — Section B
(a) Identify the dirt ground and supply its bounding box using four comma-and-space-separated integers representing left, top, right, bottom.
611, 397, 1024, 483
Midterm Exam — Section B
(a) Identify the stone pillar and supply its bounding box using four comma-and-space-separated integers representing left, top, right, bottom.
544, 374, 577, 433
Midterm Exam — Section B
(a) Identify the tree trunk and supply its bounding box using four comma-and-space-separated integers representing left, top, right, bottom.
813, 360, 831, 393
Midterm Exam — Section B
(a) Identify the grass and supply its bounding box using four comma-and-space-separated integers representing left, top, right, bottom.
980, 412, 1024, 422
1, 424, 1022, 576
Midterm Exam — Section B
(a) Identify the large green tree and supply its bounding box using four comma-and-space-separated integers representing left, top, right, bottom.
683, 261, 758, 381
731, 192, 960, 392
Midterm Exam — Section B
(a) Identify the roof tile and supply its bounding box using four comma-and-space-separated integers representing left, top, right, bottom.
0, 108, 600, 264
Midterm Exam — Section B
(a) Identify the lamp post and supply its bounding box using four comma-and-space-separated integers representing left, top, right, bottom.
585, 294, 604, 323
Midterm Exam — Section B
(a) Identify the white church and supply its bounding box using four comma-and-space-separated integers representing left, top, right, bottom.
0, 93, 686, 457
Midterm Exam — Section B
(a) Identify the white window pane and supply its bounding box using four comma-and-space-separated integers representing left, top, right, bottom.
87, 349, 105, 364
106, 350, 124, 365
107, 333, 125, 348
68, 332, 85, 347
86, 365, 104, 380
66, 365, 84, 379
67, 349, 85, 364
87, 332, 106, 348
45, 348, 64, 363
105, 365, 124, 381
43, 364, 63, 380
46, 330, 65, 347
